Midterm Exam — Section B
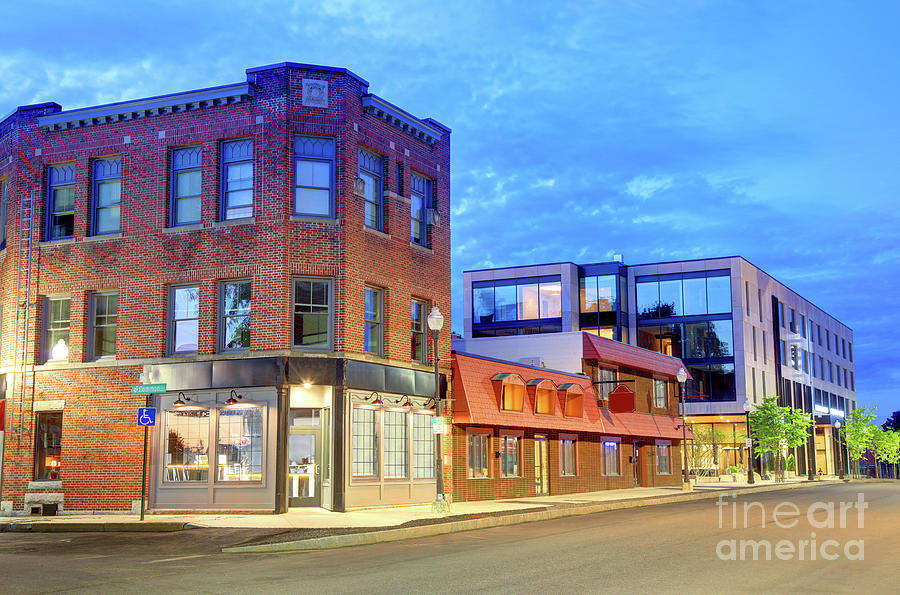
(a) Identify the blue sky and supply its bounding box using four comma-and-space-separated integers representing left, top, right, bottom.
3, 1, 897, 421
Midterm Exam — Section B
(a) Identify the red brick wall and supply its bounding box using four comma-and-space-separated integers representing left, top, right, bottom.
0, 64, 451, 510
451, 425, 683, 502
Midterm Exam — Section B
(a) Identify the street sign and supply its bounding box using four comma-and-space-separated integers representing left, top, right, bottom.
138, 408, 156, 427
746, 438, 752, 447
132, 384, 166, 395
432, 417, 448, 435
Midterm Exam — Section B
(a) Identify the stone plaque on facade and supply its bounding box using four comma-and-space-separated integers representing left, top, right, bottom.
302, 79, 328, 108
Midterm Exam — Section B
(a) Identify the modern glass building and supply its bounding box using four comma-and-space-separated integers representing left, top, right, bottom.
463, 256, 856, 476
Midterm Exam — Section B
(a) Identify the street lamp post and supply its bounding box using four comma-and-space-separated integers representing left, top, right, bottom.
743, 399, 755, 484
835, 420, 844, 480
427, 307, 448, 513
676, 367, 689, 490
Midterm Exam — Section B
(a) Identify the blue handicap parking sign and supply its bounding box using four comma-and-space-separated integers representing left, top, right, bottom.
138, 408, 156, 427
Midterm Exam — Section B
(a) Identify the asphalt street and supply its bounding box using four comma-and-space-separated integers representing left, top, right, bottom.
0, 482, 897, 594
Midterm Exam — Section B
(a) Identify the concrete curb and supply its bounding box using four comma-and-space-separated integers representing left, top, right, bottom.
222, 480, 844, 553
0, 521, 196, 533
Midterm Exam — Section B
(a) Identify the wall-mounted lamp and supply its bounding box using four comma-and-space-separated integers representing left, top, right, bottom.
366, 391, 383, 406
173, 392, 189, 407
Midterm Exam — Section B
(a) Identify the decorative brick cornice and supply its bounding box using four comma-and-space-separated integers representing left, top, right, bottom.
37, 83, 254, 131
361, 94, 443, 145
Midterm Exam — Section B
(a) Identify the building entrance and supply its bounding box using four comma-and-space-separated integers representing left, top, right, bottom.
534, 435, 549, 496
289, 408, 323, 507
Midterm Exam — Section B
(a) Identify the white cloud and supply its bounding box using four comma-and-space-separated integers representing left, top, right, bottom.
626, 175, 673, 199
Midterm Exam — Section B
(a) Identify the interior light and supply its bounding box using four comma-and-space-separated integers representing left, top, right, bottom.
50, 339, 69, 361
303, 382, 312, 389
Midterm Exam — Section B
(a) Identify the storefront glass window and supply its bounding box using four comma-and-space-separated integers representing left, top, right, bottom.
383, 410, 408, 479
468, 433, 490, 478
602, 440, 620, 475
561, 438, 576, 475
351, 407, 377, 476
412, 413, 434, 478
165, 409, 209, 482
34, 411, 62, 480
494, 285, 517, 322
216, 406, 263, 481
500, 435, 520, 477
657, 444, 671, 474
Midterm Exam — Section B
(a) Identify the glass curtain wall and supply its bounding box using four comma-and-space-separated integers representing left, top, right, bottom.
636, 272, 735, 401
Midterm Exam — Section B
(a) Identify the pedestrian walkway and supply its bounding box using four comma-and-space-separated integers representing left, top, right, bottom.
0, 475, 833, 532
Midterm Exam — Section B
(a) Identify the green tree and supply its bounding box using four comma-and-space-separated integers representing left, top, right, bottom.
872, 428, 900, 480
883, 410, 900, 432
749, 396, 814, 482
841, 407, 877, 478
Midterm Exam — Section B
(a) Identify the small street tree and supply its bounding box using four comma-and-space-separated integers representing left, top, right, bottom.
841, 407, 878, 478
688, 425, 730, 476
872, 428, 900, 480
750, 396, 814, 482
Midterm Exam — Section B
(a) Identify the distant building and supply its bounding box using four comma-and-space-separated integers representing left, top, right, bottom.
462, 256, 856, 476
0, 62, 451, 514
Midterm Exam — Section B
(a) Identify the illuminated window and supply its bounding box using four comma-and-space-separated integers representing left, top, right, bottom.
498, 375, 525, 412
533, 380, 555, 415
602, 439, 620, 476
563, 385, 584, 418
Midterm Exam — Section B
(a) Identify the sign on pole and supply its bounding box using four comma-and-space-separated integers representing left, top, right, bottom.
132, 384, 166, 395
138, 408, 156, 427
432, 417, 448, 435
746, 438, 752, 448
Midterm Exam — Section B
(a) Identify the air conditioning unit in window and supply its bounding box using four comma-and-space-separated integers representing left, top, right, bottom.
353, 176, 366, 197
426, 208, 440, 226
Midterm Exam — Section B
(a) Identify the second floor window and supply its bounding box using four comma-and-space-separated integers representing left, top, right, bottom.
89, 291, 118, 359
358, 148, 383, 230
653, 379, 667, 408
597, 366, 616, 400
44, 296, 70, 362
91, 157, 122, 235
220, 280, 251, 351
364, 287, 383, 355
410, 172, 431, 246
411, 300, 426, 363
293, 278, 331, 348
294, 136, 334, 217
169, 285, 199, 354
221, 138, 253, 220
47, 163, 76, 240
170, 146, 202, 226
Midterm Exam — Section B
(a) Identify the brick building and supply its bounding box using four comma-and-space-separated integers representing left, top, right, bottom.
0, 62, 451, 514
451, 333, 689, 501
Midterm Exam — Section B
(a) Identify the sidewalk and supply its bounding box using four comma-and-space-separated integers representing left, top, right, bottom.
1, 476, 842, 539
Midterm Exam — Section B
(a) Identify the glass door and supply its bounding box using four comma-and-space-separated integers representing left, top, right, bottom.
534, 435, 549, 496
288, 408, 322, 507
